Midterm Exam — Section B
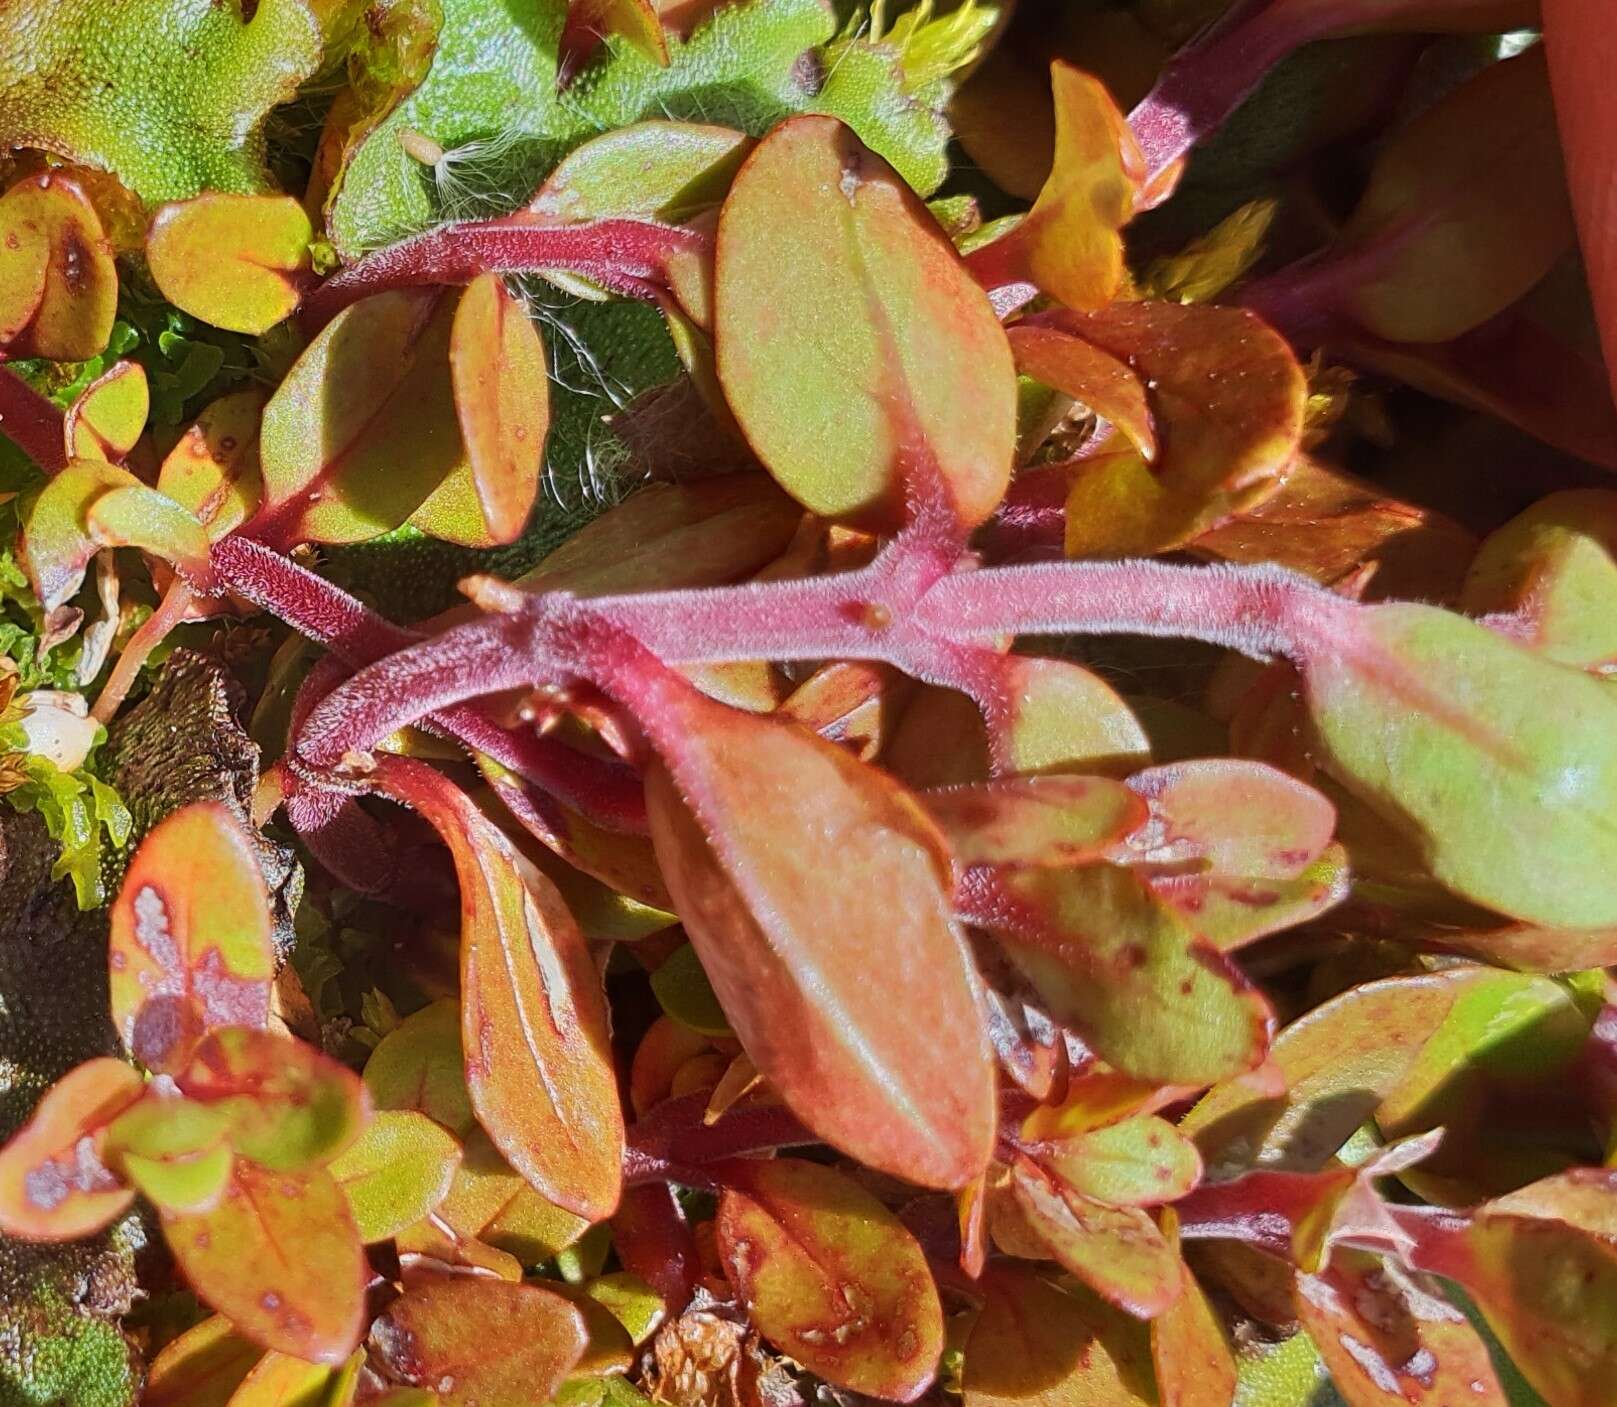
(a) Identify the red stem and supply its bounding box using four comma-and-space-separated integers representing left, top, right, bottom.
294, 534, 1346, 767
0, 366, 67, 474
300, 216, 707, 330
209, 537, 647, 830
1128, 0, 1346, 182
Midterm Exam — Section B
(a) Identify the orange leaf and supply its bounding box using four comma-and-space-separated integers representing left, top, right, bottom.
146, 193, 312, 335
143, 1313, 262, 1407
716, 1158, 944, 1400
0, 1058, 141, 1240
376, 757, 624, 1221
164, 1161, 366, 1364
965, 62, 1142, 310
1008, 1154, 1183, 1319
1294, 1249, 1506, 1407
1009, 322, 1156, 458
637, 669, 995, 1189
1052, 301, 1306, 555
108, 800, 275, 1075
448, 271, 549, 544
0, 171, 116, 360
368, 1274, 589, 1404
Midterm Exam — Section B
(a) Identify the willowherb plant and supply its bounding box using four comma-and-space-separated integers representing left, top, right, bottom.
1, 1, 1617, 1405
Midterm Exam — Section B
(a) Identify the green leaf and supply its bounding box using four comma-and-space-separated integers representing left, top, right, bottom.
328, 1108, 461, 1243
1302, 603, 1617, 927
976, 864, 1272, 1085
177, 1026, 370, 1173
362, 997, 476, 1138
0, 0, 324, 204
146, 194, 313, 336
648, 942, 731, 1037
714, 114, 1014, 530
328, 0, 899, 256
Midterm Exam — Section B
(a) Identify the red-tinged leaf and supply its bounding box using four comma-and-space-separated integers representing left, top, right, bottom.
1293, 1249, 1507, 1407
632, 667, 996, 1190
1024, 1113, 1203, 1208
0, 171, 116, 360
157, 390, 267, 541
715, 1157, 944, 1400
164, 1162, 366, 1364
1122, 760, 1336, 880
984, 655, 1152, 779
143, 1314, 263, 1407
962, 1265, 1157, 1407
1191, 454, 1478, 602
528, 121, 750, 226
964, 63, 1142, 311
1151, 844, 1352, 953
1334, 48, 1572, 345
1392, 1176, 1617, 1407
512, 475, 803, 597
1151, 1212, 1236, 1407
446, 271, 547, 544
178, 1026, 369, 1172
65, 359, 147, 462
0, 1058, 141, 1240
369, 1274, 589, 1405
629, 1015, 720, 1118
1546, 0, 1617, 407
21, 457, 138, 610
964, 864, 1271, 1085
1009, 322, 1156, 458
1008, 1155, 1183, 1319
108, 800, 275, 1075
560, 0, 669, 76
363, 997, 476, 1138
1463, 489, 1617, 673
1173, 1163, 1359, 1270
1050, 302, 1305, 555
1300, 602, 1617, 927
146, 193, 312, 334
714, 115, 1015, 531
375, 757, 624, 1221
922, 775, 1148, 870
257, 287, 472, 547
1436, 921, 1617, 973
328, 1108, 462, 1243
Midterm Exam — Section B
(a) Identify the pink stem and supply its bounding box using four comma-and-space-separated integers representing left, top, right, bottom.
300, 216, 706, 330
1128, 0, 1340, 181
209, 537, 647, 829
91, 578, 193, 724
296, 538, 1346, 766
0, 366, 67, 475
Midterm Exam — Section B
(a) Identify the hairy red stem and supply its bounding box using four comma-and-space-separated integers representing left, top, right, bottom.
295, 534, 1345, 768
209, 537, 647, 829
300, 216, 707, 330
